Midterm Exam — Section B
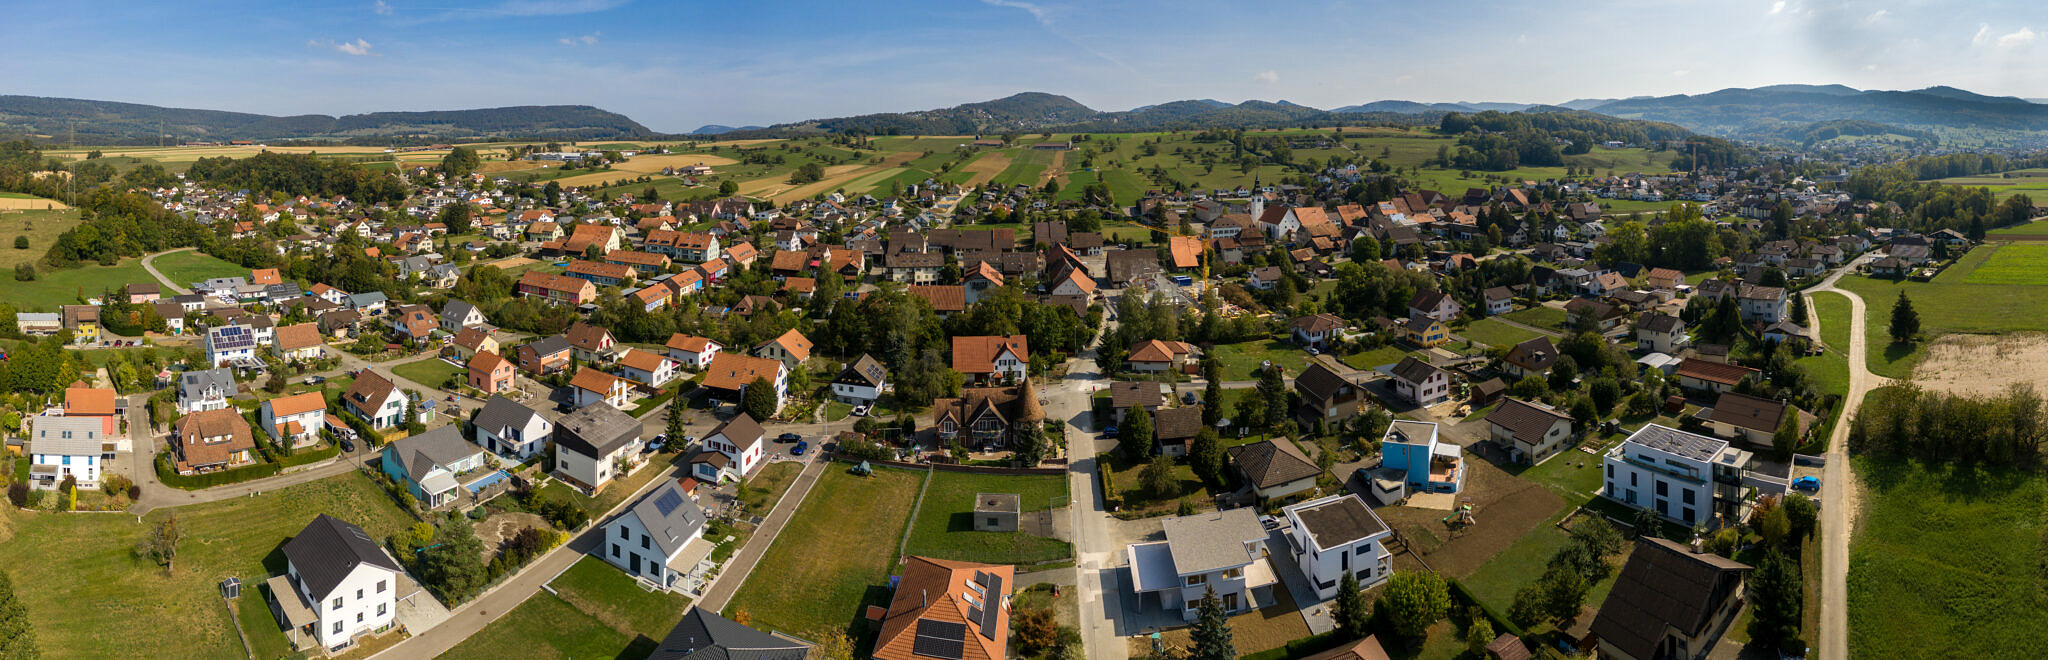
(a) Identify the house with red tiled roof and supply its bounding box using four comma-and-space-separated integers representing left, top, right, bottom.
664, 334, 722, 369
872, 557, 1014, 660
568, 369, 634, 409
752, 329, 812, 371
468, 351, 516, 394
953, 335, 1028, 384
516, 271, 596, 305
1127, 339, 1195, 373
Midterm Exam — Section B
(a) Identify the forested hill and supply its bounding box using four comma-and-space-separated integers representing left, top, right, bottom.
0, 95, 656, 144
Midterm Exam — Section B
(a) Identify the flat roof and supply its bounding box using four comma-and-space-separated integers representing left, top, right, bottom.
1286, 494, 1390, 552
1126, 541, 1179, 593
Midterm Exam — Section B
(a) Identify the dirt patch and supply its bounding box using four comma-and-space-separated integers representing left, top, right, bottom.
621, 152, 740, 170
476, 512, 550, 556
957, 151, 1012, 187
490, 256, 538, 270
1912, 333, 2048, 396
1373, 454, 1566, 578
474, 160, 546, 173
0, 197, 67, 210
738, 151, 922, 203
1041, 150, 1067, 185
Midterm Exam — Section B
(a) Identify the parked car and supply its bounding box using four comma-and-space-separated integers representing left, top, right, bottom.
338, 437, 356, 452
645, 438, 665, 453
851, 404, 870, 417
777, 432, 802, 443
1182, 392, 1199, 404
303, 376, 326, 385
792, 440, 808, 456
1102, 426, 1118, 438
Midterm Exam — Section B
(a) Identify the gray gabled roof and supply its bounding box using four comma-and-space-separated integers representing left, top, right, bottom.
473, 395, 546, 437
554, 402, 640, 458
282, 514, 403, 601
442, 299, 478, 323
385, 424, 480, 483
622, 480, 708, 558
650, 607, 811, 660
1160, 508, 1265, 576
179, 367, 237, 401
32, 416, 103, 455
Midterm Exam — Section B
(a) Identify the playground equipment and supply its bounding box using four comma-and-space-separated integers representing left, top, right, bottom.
1441, 498, 1477, 536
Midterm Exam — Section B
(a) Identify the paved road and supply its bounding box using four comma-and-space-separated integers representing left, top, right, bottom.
1808, 253, 1885, 660
695, 455, 827, 612
140, 247, 198, 295
1063, 348, 1130, 660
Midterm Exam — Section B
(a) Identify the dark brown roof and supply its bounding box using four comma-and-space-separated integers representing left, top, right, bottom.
1675, 358, 1759, 386
1706, 392, 1787, 433
1590, 537, 1752, 660
1485, 398, 1572, 445
1109, 381, 1162, 410
1505, 336, 1558, 372
908, 285, 967, 313
1390, 356, 1444, 385
1288, 313, 1345, 333
1293, 360, 1356, 402
1153, 406, 1204, 443
1226, 438, 1321, 488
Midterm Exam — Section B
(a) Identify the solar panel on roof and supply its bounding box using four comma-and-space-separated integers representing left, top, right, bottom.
913, 620, 967, 660
978, 575, 1004, 637
653, 489, 685, 516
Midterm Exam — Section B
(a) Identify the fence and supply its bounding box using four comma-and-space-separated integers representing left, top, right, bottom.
823, 452, 1067, 476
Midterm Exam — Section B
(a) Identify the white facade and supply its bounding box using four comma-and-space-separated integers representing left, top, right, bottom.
259, 405, 327, 448
1284, 495, 1394, 601
832, 381, 880, 404
289, 563, 398, 649
1602, 424, 1745, 528
475, 413, 552, 460
700, 430, 764, 481
667, 342, 723, 370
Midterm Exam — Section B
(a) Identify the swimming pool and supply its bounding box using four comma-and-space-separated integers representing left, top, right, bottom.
464, 469, 512, 492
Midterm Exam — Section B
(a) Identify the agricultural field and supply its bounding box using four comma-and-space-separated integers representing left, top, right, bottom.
1457, 318, 1544, 349
0, 192, 68, 210
724, 465, 922, 642
1936, 168, 2048, 200
1958, 242, 2048, 285
7, 258, 160, 311
902, 470, 1071, 566
0, 472, 414, 659
147, 250, 247, 288
1836, 245, 2048, 378
1501, 305, 1569, 333
441, 556, 693, 660
1847, 457, 2048, 657
0, 208, 81, 269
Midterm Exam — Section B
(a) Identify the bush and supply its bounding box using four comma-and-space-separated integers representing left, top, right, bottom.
101, 474, 134, 497
6, 483, 25, 508
1097, 453, 1122, 510
155, 453, 283, 489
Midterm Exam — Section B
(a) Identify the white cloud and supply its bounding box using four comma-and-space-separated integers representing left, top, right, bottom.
1974, 23, 2037, 49
308, 38, 376, 56
1866, 9, 1886, 22
1672, 69, 1690, 77
373, 0, 392, 15
1253, 70, 1279, 84
493, 0, 629, 17
1768, 1, 1785, 15
558, 31, 600, 46
981, 0, 1051, 26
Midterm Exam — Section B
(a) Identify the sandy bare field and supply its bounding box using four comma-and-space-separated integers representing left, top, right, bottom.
0, 197, 68, 210
957, 151, 1011, 187
737, 151, 921, 203
545, 152, 743, 187
1912, 333, 2048, 397
1042, 149, 1067, 185
490, 256, 538, 270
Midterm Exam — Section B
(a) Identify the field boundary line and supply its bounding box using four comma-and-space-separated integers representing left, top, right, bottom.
898, 465, 936, 558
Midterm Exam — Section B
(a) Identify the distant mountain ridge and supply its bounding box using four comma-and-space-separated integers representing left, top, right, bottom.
1582, 85, 2048, 138
0, 95, 655, 144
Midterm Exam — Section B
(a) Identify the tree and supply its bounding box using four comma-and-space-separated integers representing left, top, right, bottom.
1757, 501, 1792, 548
438, 201, 473, 236
419, 515, 489, 602
1466, 617, 1496, 657
1332, 571, 1371, 637
10, 236, 23, 250
1122, 405, 1154, 463
743, 376, 777, 421
718, 179, 740, 195
1746, 548, 1804, 654
1509, 583, 1546, 628
1013, 421, 1048, 466
1889, 291, 1919, 344
665, 384, 688, 441
1570, 396, 1598, 432
1784, 493, 1819, 541
1189, 585, 1236, 660
1771, 409, 1800, 459
1189, 429, 1224, 488
1139, 454, 1177, 499
0, 571, 36, 659
1257, 365, 1289, 429
808, 629, 855, 660
1538, 565, 1588, 623
142, 512, 181, 573
1011, 606, 1062, 657
1379, 571, 1451, 640
440, 146, 481, 177
1202, 358, 1223, 427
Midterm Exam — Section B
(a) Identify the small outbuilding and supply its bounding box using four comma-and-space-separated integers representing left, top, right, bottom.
974, 492, 1020, 532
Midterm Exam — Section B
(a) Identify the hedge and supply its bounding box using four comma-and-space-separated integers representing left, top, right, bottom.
337, 409, 388, 446
1447, 577, 1527, 639
155, 453, 284, 490
1097, 452, 1122, 510
279, 443, 343, 468
1241, 630, 1348, 660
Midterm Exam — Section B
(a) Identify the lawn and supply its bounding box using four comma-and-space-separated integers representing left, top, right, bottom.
1339, 345, 1413, 372
1209, 339, 1310, 381
439, 590, 637, 660
0, 208, 81, 270
1501, 305, 1569, 332
1459, 515, 1630, 628
0, 471, 414, 659
1508, 451, 1605, 506
1959, 242, 2048, 285
903, 470, 1072, 566
391, 359, 465, 390
1810, 291, 1852, 350
724, 465, 922, 642
1834, 262, 2048, 378
5, 258, 159, 311
1458, 318, 1544, 349
150, 250, 249, 288
1847, 457, 2048, 657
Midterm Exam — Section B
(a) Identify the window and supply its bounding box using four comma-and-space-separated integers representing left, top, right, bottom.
641, 536, 651, 550
1681, 489, 1696, 505
612, 544, 621, 558
1655, 480, 1669, 497
1185, 574, 1206, 586
357, 613, 364, 623
619, 526, 629, 539
377, 581, 386, 593
1605, 465, 1613, 479
334, 622, 343, 634
357, 589, 363, 600
1630, 472, 1638, 487
333, 597, 343, 610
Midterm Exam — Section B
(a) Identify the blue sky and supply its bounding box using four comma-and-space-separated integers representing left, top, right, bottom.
6, 0, 2048, 132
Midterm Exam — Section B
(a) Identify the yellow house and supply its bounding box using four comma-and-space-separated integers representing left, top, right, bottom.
448, 327, 500, 361
1401, 314, 1449, 348
62, 305, 100, 345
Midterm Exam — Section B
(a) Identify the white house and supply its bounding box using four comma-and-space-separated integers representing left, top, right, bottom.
1636, 313, 1689, 354
29, 416, 102, 490
278, 515, 404, 651
440, 299, 488, 333
1485, 398, 1575, 465
1389, 357, 1452, 407
1407, 290, 1462, 324
663, 334, 723, 370
259, 392, 328, 449
1125, 508, 1277, 622
616, 348, 680, 388
1283, 494, 1394, 600
1602, 424, 1753, 527
830, 354, 889, 405
472, 395, 552, 459
569, 369, 635, 409
204, 323, 259, 367
1483, 286, 1515, 316
177, 367, 238, 414
692, 413, 766, 483
340, 371, 406, 429
601, 480, 708, 589
553, 402, 643, 491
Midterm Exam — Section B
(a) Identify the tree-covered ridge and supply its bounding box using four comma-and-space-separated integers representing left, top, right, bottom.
0, 95, 654, 144
186, 152, 409, 204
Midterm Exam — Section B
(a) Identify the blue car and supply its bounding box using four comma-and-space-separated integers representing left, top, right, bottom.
1102, 426, 1118, 438
792, 440, 808, 456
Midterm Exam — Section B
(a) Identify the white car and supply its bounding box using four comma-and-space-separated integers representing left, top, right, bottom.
852, 405, 870, 417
